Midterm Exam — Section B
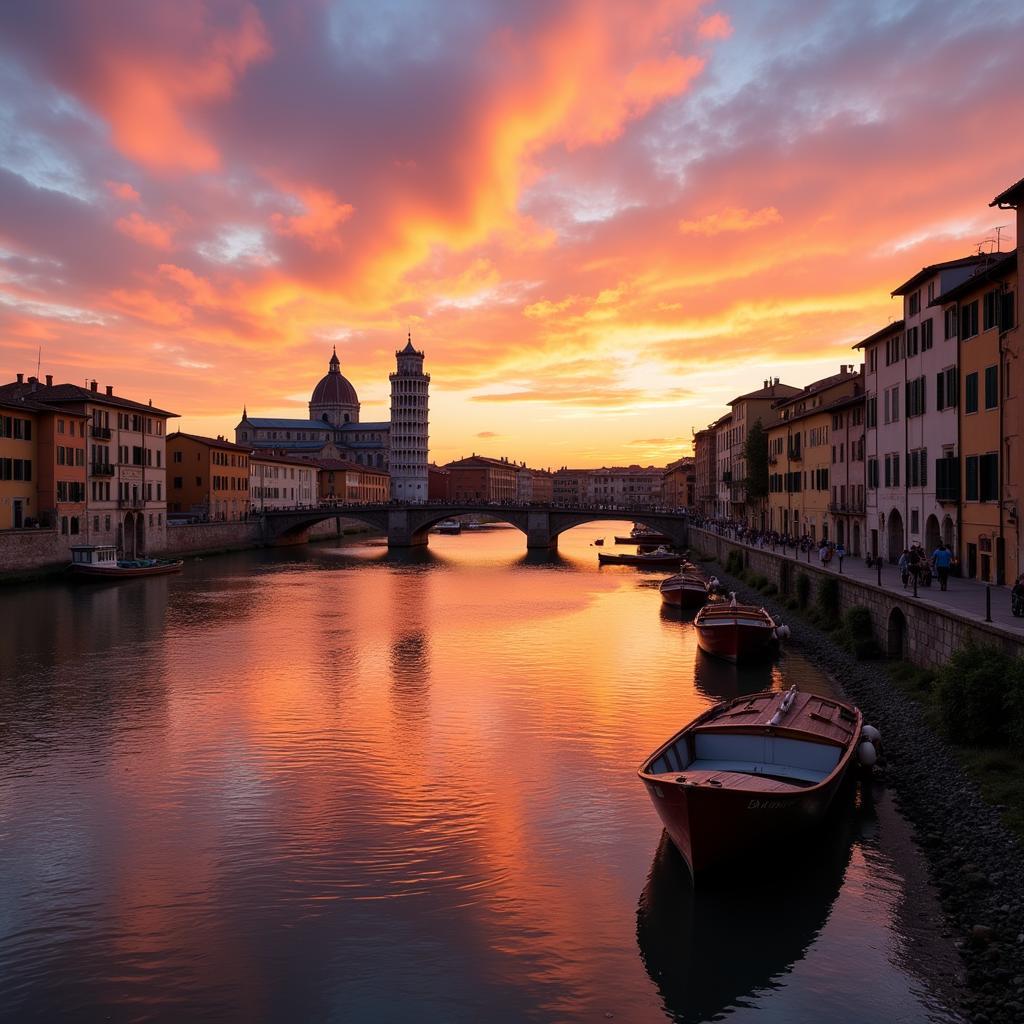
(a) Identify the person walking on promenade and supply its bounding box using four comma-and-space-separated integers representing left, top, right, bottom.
836, 542, 845, 571
818, 541, 828, 567
931, 542, 953, 592
898, 548, 910, 589
907, 545, 921, 589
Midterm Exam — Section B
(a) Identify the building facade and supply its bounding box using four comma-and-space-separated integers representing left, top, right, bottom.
692, 427, 715, 517
0, 376, 175, 555
250, 452, 318, 511
713, 413, 734, 518
661, 457, 695, 508
828, 393, 867, 554
445, 455, 519, 502
316, 459, 390, 504
168, 432, 250, 521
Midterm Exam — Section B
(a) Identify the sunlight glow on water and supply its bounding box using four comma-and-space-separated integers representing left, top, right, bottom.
0, 523, 960, 1022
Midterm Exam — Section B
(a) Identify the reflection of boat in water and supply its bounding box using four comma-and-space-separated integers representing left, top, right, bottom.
692, 647, 774, 703
636, 789, 859, 1024
69, 545, 183, 579
638, 687, 862, 874
435, 520, 461, 535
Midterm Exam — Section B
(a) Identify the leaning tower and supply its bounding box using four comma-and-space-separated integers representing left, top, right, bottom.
389, 334, 430, 502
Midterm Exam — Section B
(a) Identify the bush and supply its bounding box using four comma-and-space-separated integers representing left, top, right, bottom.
795, 572, 811, 609
935, 641, 1024, 747
725, 550, 744, 576
816, 576, 840, 624
852, 638, 883, 661
843, 605, 874, 641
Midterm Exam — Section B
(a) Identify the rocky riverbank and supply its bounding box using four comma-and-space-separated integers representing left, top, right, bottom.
706, 561, 1024, 1024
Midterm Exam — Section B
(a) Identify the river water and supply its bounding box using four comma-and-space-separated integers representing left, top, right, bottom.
0, 523, 962, 1023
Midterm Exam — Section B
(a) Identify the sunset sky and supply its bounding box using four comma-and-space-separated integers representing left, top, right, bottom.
2, 0, 1024, 468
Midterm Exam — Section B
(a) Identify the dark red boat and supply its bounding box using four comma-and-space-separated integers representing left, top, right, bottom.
638, 686, 863, 875
659, 573, 709, 608
692, 597, 788, 662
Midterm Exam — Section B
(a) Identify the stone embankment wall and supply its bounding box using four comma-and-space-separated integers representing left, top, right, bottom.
0, 516, 375, 578
689, 526, 1023, 669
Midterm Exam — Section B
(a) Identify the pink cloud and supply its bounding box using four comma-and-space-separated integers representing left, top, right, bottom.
106, 180, 140, 202
115, 211, 175, 248
698, 12, 732, 40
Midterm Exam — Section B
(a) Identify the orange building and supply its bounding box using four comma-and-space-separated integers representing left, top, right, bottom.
168, 432, 251, 521
934, 251, 1018, 582
445, 455, 519, 502
315, 458, 389, 503
428, 463, 451, 501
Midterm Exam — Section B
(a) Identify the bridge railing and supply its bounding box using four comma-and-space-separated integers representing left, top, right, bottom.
263, 500, 691, 516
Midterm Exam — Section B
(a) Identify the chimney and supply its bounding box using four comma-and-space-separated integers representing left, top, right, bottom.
105, 385, 113, 396
774, 377, 780, 385
16, 372, 23, 384
90, 380, 98, 392
28, 376, 37, 391
45, 374, 53, 386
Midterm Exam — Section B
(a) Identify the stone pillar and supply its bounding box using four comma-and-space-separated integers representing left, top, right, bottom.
527, 511, 556, 550
387, 509, 429, 547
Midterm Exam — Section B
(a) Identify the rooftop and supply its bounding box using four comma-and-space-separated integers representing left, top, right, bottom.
852, 319, 904, 351
728, 379, 801, 406
991, 175, 1024, 208
0, 379, 177, 417
930, 251, 1017, 306
167, 431, 251, 452
891, 255, 988, 297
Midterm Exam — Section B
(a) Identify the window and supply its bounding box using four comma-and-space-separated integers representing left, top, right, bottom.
885, 334, 903, 365
921, 318, 933, 351
906, 376, 926, 417
909, 291, 920, 316
1001, 290, 1016, 332
944, 308, 958, 340
173, 450, 182, 463
907, 448, 928, 487
936, 455, 959, 501
984, 365, 998, 409
935, 366, 958, 411
980, 453, 999, 502
984, 290, 999, 331
866, 395, 877, 428
928, 281, 935, 304
961, 300, 979, 340
965, 372, 979, 413
965, 455, 978, 501
906, 326, 919, 356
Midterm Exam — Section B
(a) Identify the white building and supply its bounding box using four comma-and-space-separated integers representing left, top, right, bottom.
388, 337, 430, 502
250, 452, 318, 511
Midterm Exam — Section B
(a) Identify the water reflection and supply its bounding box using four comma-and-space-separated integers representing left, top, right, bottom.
637, 783, 863, 1023
691, 648, 776, 702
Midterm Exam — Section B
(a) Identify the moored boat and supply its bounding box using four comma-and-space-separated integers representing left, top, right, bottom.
599, 545, 689, 568
69, 545, 183, 579
594, 538, 605, 546
637, 686, 864, 875
693, 595, 788, 662
614, 531, 672, 545
435, 520, 462, 534
659, 573, 709, 608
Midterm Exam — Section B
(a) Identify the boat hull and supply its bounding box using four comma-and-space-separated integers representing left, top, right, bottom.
614, 533, 671, 545
641, 766, 852, 876
659, 582, 708, 608
69, 561, 183, 579
694, 619, 777, 662
600, 552, 683, 567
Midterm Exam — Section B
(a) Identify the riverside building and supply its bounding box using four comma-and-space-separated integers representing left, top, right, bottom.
250, 452, 318, 511
167, 432, 251, 521
0, 375, 175, 555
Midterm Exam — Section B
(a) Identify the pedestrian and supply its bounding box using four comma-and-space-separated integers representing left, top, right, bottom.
818, 541, 828, 566
898, 548, 910, 589
836, 542, 845, 570
931, 542, 953, 592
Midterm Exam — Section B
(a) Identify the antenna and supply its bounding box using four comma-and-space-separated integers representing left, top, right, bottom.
994, 224, 1011, 253
36, 346, 41, 379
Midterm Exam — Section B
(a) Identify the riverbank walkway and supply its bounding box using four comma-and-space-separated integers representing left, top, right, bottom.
696, 528, 1024, 639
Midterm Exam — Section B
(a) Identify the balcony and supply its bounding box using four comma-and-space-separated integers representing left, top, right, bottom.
118, 497, 145, 509
787, 448, 802, 462
91, 425, 112, 439
91, 462, 115, 476
828, 501, 865, 514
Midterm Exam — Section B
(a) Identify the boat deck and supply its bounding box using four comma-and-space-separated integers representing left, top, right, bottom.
696, 690, 858, 747
655, 768, 813, 792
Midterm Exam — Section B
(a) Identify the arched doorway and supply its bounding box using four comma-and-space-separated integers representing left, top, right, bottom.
887, 607, 906, 659
942, 515, 954, 547
852, 522, 861, 557
887, 509, 904, 563
925, 515, 941, 553
836, 520, 845, 547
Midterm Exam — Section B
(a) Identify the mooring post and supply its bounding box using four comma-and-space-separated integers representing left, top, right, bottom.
876, 561, 882, 588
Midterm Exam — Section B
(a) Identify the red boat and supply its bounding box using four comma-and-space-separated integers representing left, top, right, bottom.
692, 597, 787, 662
659, 573, 709, 608
638, 686, 864, 875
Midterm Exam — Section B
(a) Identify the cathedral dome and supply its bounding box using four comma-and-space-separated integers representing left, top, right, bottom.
311, 348, 358, 407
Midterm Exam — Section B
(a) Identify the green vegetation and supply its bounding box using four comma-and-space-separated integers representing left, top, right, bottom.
833, 604, 882, 660
725, 550, 744, 576
888, 644, 1024, 840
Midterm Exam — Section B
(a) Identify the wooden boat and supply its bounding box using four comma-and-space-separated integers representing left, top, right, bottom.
69, 544, 183, 579
637, 686, 863, 875
599, 546, 687, 568
692, 596, 787, 662
435, 520, 461, 535
593, 538, 605, 546
659, 573, 709, 608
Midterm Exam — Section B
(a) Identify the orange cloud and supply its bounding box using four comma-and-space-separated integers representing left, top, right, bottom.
678, 206, 783, 235
270, 184, 355, 250
106, 180, 140, 202
698, 12, 732, 40
115, 211, 175, 248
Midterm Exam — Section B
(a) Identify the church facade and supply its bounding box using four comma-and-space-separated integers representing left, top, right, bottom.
235, 340, 429, 498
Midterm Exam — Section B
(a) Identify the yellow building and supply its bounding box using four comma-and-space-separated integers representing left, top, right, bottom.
767, 369, 861, 541
0, 400, 39, 529
168, 432, 251, 521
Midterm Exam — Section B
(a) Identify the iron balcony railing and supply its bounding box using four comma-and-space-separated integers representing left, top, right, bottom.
90, 462, 115, 476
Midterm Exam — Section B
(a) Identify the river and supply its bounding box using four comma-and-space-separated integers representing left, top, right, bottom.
0, 522, 962, 1022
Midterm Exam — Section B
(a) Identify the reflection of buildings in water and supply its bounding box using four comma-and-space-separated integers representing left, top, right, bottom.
389, 629, 431, 715
636, 783, 860, 1024
691, 647, 775, 703
515, 548, 569, 570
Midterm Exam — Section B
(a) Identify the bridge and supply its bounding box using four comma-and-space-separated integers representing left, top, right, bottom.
260, 502, 689, 550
